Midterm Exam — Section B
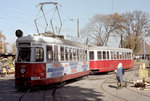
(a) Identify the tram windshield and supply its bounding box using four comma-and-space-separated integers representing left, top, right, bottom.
17, 48, 31, 62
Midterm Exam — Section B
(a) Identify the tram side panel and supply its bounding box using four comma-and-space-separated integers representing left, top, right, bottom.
15, 62, 89, 87
90, 60, 111, 72
90, 59, 134, 73
89, 47, 134, 73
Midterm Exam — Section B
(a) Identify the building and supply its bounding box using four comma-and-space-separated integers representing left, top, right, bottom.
135, 41, 150, 61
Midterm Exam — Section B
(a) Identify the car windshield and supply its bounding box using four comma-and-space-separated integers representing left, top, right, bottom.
17, 48, 31, 62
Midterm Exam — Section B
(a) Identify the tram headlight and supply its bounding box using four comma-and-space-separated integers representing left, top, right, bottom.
20, 68, 26, 74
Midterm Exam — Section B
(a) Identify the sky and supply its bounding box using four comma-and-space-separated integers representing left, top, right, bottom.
0, 0, 150, 49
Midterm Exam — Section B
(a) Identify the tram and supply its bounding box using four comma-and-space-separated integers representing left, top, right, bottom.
15, 31, 89, 87
89, 46, 134, 73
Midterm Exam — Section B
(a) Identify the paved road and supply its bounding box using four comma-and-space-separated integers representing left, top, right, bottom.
0, 68, 150, 101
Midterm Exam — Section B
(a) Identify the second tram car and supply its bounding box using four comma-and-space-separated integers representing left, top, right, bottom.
89, 46, 134, 73
15, 33, 89, 87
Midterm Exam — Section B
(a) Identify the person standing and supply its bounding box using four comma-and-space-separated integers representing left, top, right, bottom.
115, 63, 124, 89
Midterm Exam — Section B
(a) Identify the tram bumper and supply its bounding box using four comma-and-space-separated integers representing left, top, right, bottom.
15, 77, 33, 87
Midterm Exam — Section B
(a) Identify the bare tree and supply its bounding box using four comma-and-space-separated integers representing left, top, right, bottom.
0, 31, 7, 53
11, 43, 16, 55
81, 13, 123, 46
81, 15, 116, 46
81, 10, 150, 54
0, 31, 6, 41
120, 11, 150, 54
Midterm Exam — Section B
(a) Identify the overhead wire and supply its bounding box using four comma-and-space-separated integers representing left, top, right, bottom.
0, 9, 35, 26
0, 16, 33, 26
0, 12, 32, 22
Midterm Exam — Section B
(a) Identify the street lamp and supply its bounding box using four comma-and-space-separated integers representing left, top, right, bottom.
70, 18, 80, 38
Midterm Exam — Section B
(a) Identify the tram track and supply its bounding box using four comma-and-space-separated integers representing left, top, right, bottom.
101, 76, 129, 101
18, 89, 31, 101
100, 66, 150, 101
124, 66, 150, 98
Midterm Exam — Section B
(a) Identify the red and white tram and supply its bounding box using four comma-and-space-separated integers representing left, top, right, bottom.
15, 31, 89, 87
89, 46, 134, 73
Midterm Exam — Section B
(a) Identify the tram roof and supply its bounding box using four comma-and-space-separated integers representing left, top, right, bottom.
88, 46, 132, 52
16, 34, 87, 48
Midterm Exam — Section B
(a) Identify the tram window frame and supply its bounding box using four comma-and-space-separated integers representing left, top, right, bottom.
36, 47, 44, 62
89, 51, 94, 60
60, 46, 64, 61
65, 47, 69, 61
54, 45, 59, 61
46, 45, 53, 62
97, 51, 102, 60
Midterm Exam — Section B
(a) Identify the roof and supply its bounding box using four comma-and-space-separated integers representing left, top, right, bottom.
88, 46, 132, 52
136, 41, 150, 55
16, 34, 88, 49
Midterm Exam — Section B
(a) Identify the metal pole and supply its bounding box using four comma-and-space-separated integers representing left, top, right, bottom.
144, 40, 146, 60
77, 18, 79, 38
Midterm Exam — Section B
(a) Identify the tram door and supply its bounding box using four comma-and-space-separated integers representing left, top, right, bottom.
46, 45, 53, 78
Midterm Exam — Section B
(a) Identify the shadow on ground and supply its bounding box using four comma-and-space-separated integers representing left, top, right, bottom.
56, 85, 103, 101
0, 77, 103, 101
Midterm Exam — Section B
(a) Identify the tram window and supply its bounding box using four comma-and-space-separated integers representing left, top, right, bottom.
83, 50, 85, 61
77, 49, 79, 61
107, 51, 109, 60
103, 51, 106, 59
81, 49, 84, 61
115, 52, 117, 59
85, 50, 87, 61
60, 46, 64, 61
117, 52, 119, 59
69, 48, 72, 61
122, 52, 124, 59
97, 51, 102, 60
18, 48, 31, 62
47, 46, 53, 62
83, 50, 87, 61
54, 45, 58, 61
111, 51, 114, 60
73, 48, 76, 61
127, 52, 131, 59
89, 51, 94, 60
65, 47, 69, 61
119, 52, 122, 59
80, 49, 83, 61
36, 47, 44, 62
125, 52, 127, 59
